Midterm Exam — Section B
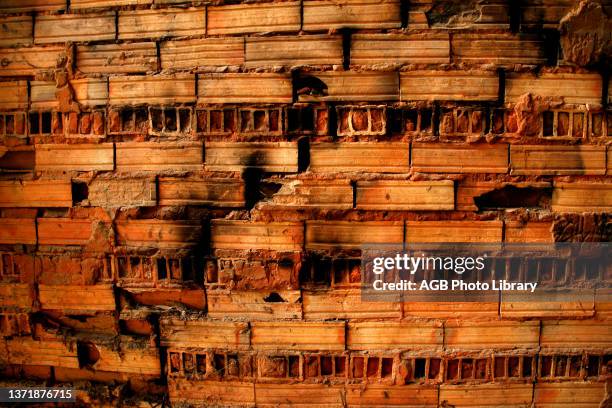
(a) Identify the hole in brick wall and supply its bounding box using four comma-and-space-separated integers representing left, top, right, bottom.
508, 356, 520, 377
241, 111, 251, 132
288, 355, 300, 377
135, 109, 148, 133
587, 355, 600, 377
287, 108, 301, 132
165, 108, 177, 131
169, 352, 181, 374
151, 108, 163, 131
298, 137, 310, 172
321, 356, 333, 376
306, 355, 318, 377
41, 112, 52, 134
122, 109, 135, 131
543, 111, 554, 136
254, 111, 266, 131
80, 113, 92, 134
554, 356, 567, 377
558, 112, 570, 136
29, 112, 39, 134
381, 358, 393, 378
142, 257, 153, 280
169, 259, 181, 280
461, 359, 474, 379
179, 109, 190, 132
475, 359, 487, 379
118, 257, 129, 278
214, 354, 226, 376
456, 110, 469, 133
269, 110, 280, 131
591, 113, 603, 137
196, 110, 207, 132
196, 354, 206, 374
157, 258, 167, 280
224, 110, 236, 132
414, 358, 426, 379
447, 359, 460, 380
181, 258, 194, 281
76, 341, 100, 369
0, 150, 35, 171
295, 75, 328, 98
226, 354, 239, 376
568, 355, 581, 377
184, 353, 195, 375
352, 109, 369, 131
429, 358, 441, 379
523, 356, 533, 377
572, 113, 583, 137
205, 260, 218, 283
263, 292, 285, 303
541, 356, 553, 377
353, 357, 365, 378
474, 185, 552, 210
366, 357, 379, 377
210, 110, 223, 132
335, 356, 346, 376
71, 182, 89, 205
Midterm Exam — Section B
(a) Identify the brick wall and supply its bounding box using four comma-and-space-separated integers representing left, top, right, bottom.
0, 0, 610, 406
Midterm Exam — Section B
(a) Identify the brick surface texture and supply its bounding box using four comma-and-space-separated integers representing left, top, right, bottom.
0, 0, 610, 406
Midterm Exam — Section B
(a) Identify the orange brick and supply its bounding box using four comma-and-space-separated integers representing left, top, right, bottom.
520, 0, 575, 28
510, 145, 606, 175
453, 33, 546, 65
71, 0, 153, 8
255, 383, 345, 407
5, 337, 79, 368
125, 288, 205, 310
37, 218, 93, 246
109, 74, 196, 105
552, 182, 612, 212
115, 220, 202, 249
205, 142, 297, 173
0, 218, 37, 245
76, 43, 157, 74
400, 70, 499, 101
158, 177, 244, 207
88, 178, 157, 207
211, 220, 303, 251
0, 180, 71, 207
406, 220, 503, 243
35, 143, 114, 171
445, 320, 540, 349
504, 221, 553, 243
298, 71, 399, 102
0, 0, 65, 12
305, 220, 403, 250
412, 143, 508, 173
262, 179, 353, 210
207, 290, 302, 320
115, 142, 203, 172
310, 142, 409, 173
356, 180, 454, 210
34, 12, 116, 44
160, 318, 250, 350
347, 321, 442, 351
0, 283, 35, 309
160, 38, 244, 70
440, 384, 533, 407
302, 288, 402, 320
0, 15, 33, 47
347, 385, 437, 407
208, 1, 300, 35
402, 301, 499, 319
0, 81, 28, 110
534, 382, 605, 407
540, 320, 612, 349
118, 8, 205, 40
245, 35, 343, 67
251, 321, 345, 351
38, 284, 116, 312
351, 33, 450, 65
505, 72, 603, 105
303, 0, 401, 30
198, 73, 292, 104
501, 298, 595, 319
30, 78, 108, 108
0, 46, 63, 77
93, 337, 160, 376
169, 379, 255, 407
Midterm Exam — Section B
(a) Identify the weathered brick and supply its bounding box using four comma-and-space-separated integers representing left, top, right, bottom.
306, 221, 403, 250
169, 380, 255, 407
303, 288, 402, 320
76, 43, 157, 74
34, 12, 116, 44
310, 142, 409, 173
336, 105, 387, 136
0, 218, 37, 245
356, 180, 454, 210
0, 0, 64, 13
445, 320, 540, 349
205, 142, 298, 173
0, 114, 28, 139
400, 70, 499, 101
211, 220, 303, 251
38, 284, 116, 312
298, 71, 399, 102
0, 283, 35, 309
263, 179, 353, 210
160, 318, 250, 349
115, 220, 202, 249
427, 0, 510, 29
5, 338, 79, 369
0, 180, 72, 207
208, 290, 302, 320
541, 320, 611, 348
412, 143, 508, 173
347, 385, 437, 407
115, 142, 203, 172
109, 74, 195, 105
0, 16, 32, 47
520, 0, 576, 28
0, 46, 62, 77
0, 81, 28, 110
348, 321, 442, 351
35, 143, 114, 172
251, 321, 345, 351
351, 33, 450, 65
160, 38, 244, 70
440, 384, 534, 407
88, 178, 156, 207
37, 218, 93, 246
402, 301, 499, 319
552, 182, 612, 212
90, 338, 160, 376
505, 221, 553, 243
71, 0, 153, 8
31, 78, 108, 109
255, 384, 345, 407
303, 0, 401, 30
245, 35, 342, 67
119, 8, 205, 40
406, 221, 503, 243
207, 1, 300, 35
452, 33, 546, 65
510, 145, 606, 175
505, 73, 603, 105
534, 383, 605, 407
158, 177, 244, 207
198, 73, 292, 104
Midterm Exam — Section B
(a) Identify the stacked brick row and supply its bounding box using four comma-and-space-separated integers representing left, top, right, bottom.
0, 0, 610, 406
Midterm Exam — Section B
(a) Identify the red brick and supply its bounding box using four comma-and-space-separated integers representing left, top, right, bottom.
5, 337, 79, 369
303, 288, 401, 320
552, 182, 612, 212
207, 290, 302, 320
452, 33, 546, 65
445, 321, 540, 349
255, 383, 345, 407
0, 46, 63, 77
0, 0, 65, 12
262, 179, 353, 210
88, 178, 157, 208
534, 383, 605, 407
347, 321, 442, 351
504, 221, 553, 243
169, 380, 255, 407
0, 180, 71, 208
0, 283, 35, 309
440, 384, 533, 407
160, 318, 250, 350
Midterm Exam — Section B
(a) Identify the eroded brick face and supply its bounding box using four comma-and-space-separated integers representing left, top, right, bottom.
0, 0, 610, 406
